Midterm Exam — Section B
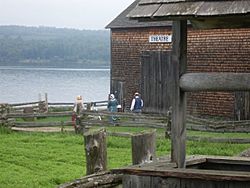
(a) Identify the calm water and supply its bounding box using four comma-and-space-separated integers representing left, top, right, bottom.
0, 66, 110, 104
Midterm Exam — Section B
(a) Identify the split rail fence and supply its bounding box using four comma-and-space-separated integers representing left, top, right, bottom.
1, 101, 250, 143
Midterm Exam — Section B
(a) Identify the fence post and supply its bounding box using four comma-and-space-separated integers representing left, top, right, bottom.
45, 93, 48, 113
131, 130, 156, 165
165, 107, 172, 139
84, 128, 107, 175
23, 106, 35, 121
0, 104, 9, 126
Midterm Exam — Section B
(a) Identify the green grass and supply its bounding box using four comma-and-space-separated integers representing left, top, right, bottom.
0, 126, 250, 188
188, 130, 250, 138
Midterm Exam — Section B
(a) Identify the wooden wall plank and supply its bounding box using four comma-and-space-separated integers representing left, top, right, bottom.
141, 50, 171, 114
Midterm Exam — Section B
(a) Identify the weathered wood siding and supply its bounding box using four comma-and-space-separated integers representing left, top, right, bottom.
123, 175, 250, 188
111, 27, 250, 118
141, 51, 172, 113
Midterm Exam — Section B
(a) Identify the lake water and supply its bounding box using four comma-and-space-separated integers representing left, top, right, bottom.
0, 66, 110, 104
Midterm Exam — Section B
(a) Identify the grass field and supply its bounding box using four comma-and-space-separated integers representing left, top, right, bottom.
0, 126, 250, 188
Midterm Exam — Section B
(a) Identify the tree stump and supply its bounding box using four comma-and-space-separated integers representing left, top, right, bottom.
84, 128, 107, 175
131, 130, 156, 165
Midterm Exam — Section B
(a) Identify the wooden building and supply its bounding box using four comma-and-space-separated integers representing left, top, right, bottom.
114, 0, 250, 187
106, 0, 250, 119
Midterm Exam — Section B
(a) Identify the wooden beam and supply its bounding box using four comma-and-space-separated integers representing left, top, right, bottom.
180, 73, 250, 92
116, 167, 250, 182
170, 20, 187, 168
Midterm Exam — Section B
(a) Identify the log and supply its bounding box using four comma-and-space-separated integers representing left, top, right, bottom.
9, 101, 42, 107
180, 73, 250, 92
14, 121, 72, 127
82, 111, 168, 121
187, 136, 250, 144
131, 130, 156, 165
58, 171, 122, 188
7, 111, 73, 118
84, 128, 107, 175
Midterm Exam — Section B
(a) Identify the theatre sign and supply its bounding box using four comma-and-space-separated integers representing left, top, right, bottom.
149, 35, 172, 43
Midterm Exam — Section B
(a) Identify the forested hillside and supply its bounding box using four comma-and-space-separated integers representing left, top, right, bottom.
0, 26, 110, 68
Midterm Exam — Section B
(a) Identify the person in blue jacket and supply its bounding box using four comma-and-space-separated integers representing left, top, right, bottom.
130, 92, 143, 113
107, 94, 119, 124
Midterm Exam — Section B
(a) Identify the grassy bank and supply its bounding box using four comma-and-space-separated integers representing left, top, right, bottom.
0, 127, 249, 188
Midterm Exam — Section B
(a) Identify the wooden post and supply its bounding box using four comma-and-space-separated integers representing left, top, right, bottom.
86, 103, 91, 111
171, 20, 187, 168
0, 104, 9, 126
165, 106, 172, 139
131, 130, 156, 165
23, 106, 35, 121
38, 93, 42, 102
84, 128, 107, 175
45, 93, 48, 113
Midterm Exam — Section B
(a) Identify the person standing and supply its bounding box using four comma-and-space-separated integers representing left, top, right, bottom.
73, 95, 84, 114
72, 95, 84, 131
130, 92, 143, 113
107, 94, 119, 124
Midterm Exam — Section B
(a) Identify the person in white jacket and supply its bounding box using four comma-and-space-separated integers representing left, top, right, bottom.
130, 92, 143, 113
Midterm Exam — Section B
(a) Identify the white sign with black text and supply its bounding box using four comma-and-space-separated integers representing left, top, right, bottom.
149, 35, 172, 43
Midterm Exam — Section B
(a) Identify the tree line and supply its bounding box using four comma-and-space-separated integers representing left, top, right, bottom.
0, 25, 110, 67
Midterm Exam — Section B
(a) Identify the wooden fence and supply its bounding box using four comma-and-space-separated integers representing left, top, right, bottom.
1, 101, 250, 143
0, 100, 108, 129
187, 115, 250, 133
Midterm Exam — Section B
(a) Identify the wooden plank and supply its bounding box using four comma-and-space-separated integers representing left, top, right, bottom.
163, 51, 172, 114
180, 73, 250, 92
9, 101, 43, 107
187, 136, 250, 144
118, 167, 250, 182
170, 20, 187, 168
58, 171, 122, 188
14, 121, 72, 127
7, 111, 73, 118
206, 157, 250, 165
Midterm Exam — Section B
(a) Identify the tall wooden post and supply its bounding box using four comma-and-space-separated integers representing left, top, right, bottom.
0, 104, 9, 126
171, 20, 187, 168
131, 130, 156, 165
45, 93, 48, 113
84, 128, 107, 175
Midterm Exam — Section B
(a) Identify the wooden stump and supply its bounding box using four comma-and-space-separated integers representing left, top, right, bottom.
131, 130, 156, 165
84, 128, 107, 175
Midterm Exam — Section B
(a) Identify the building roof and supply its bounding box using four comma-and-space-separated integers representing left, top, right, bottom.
128, 0, 250, 18
106, 0, 172, 29
127, 0, 250, 29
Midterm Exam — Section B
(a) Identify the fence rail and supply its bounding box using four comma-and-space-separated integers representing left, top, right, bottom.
187, 115, 250, 133
1, 100, 250, 144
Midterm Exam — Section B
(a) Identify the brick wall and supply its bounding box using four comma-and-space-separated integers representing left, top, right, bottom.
187, 28, 250, 118
111, 28, 172, 108
111, 27, 250, 118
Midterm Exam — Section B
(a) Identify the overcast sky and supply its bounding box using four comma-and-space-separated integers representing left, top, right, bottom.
0, 0, 135, 30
